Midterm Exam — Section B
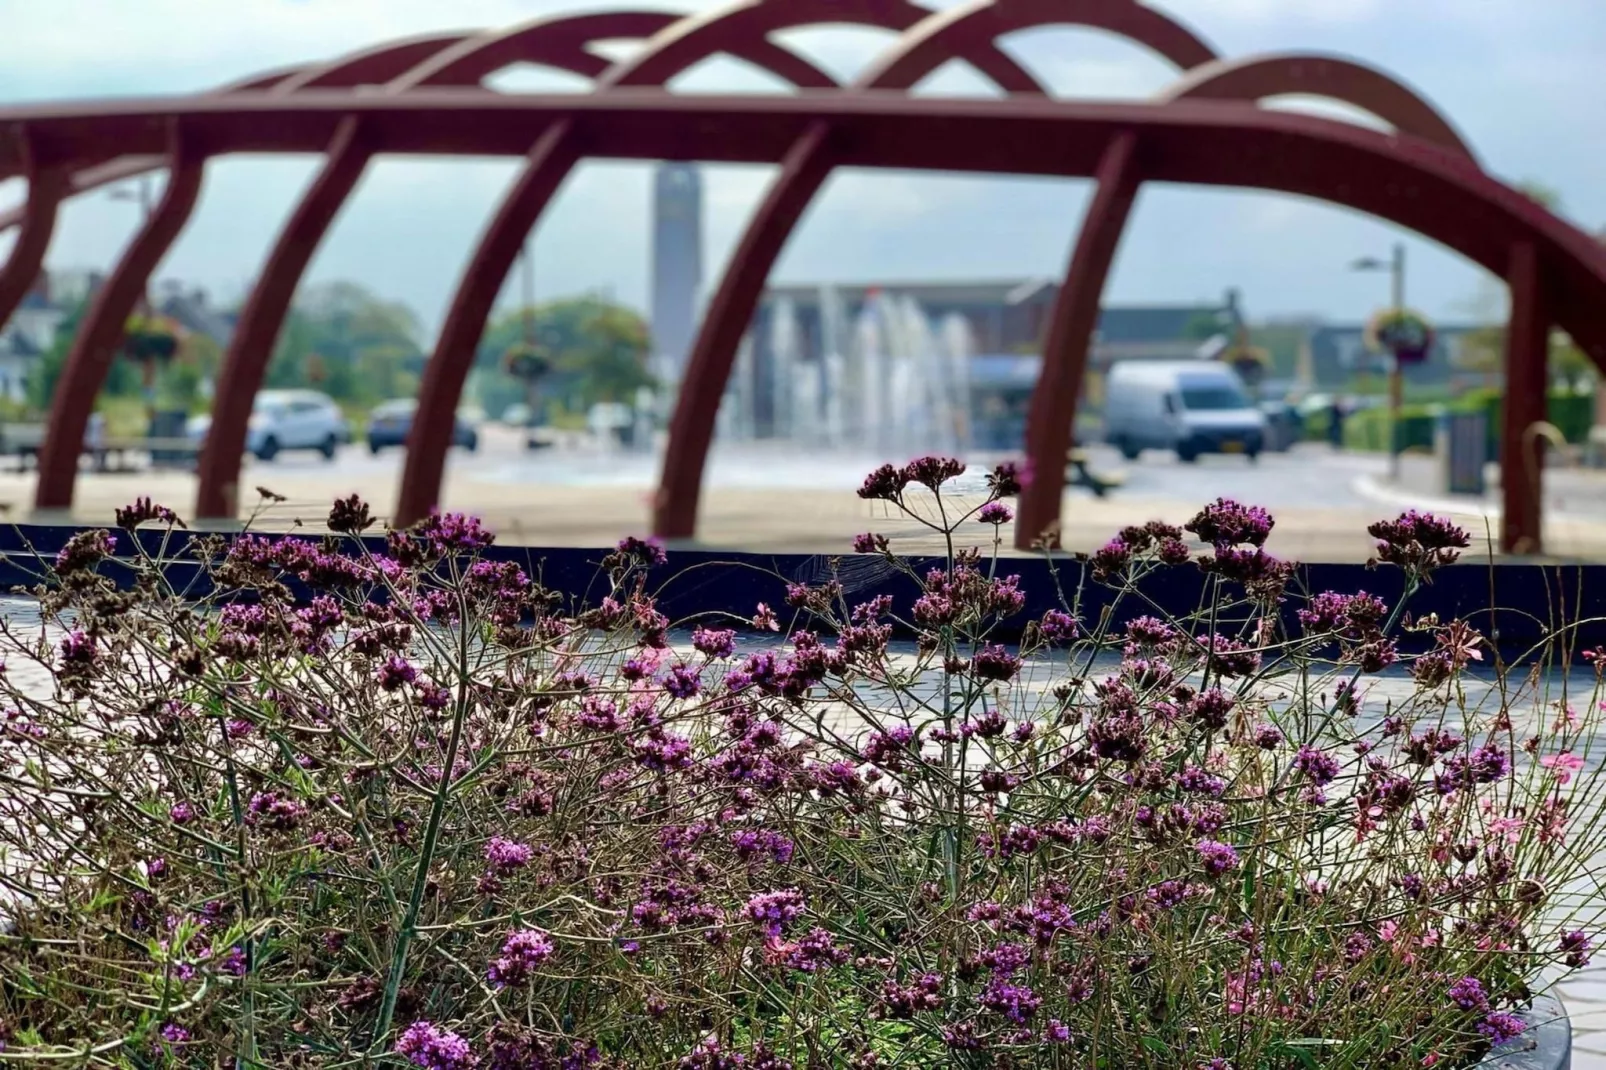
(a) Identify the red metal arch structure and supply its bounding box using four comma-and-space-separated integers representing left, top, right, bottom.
2, 1, 1601, 555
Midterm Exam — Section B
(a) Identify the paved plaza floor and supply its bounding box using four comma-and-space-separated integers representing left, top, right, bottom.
2, 431, 1606, 562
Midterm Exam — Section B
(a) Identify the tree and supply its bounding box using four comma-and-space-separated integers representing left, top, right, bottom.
1181, 310, 1227, 342
26, 299, 144, 413
476, 296, 653, 418
263, 281, 425, 407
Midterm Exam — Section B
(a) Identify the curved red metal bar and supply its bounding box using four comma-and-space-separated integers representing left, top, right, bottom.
1161, 52, 1473, 161
1012, 132, 1142, 547
855, 0, 1214, 88
35, 135, 206, 512
392, 11, 814, 89
653, 0, 1218, 538
0, 157, 166, 234
0, 136, 65, 331
194, 12, 709, 519
390, 13, 670, 87
270, 32, 475, 93
1011, 50, 1482, 547
397, 0, 1044, 526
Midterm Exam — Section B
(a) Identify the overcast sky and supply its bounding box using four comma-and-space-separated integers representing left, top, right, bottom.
1, 0, 1602, 334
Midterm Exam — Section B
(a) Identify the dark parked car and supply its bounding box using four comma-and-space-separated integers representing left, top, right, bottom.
366, 400, 479, 454
1259, 400, 1302, 452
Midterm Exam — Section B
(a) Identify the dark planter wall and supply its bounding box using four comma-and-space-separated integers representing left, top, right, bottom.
5, 523, 1605, 660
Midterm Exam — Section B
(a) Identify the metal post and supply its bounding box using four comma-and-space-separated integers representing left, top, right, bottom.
521, 238, 541, 446
1387, 242, 1406, 481
1500, 241, 1548, 554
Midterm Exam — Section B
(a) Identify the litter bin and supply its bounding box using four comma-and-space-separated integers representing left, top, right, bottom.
147, 409, 189, 467
1436, 409, 1487, 496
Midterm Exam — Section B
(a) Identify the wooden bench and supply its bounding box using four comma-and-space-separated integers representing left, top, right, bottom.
0, 426, 198, 473
93, 437, 199, 471
1067, 448, 1125, 498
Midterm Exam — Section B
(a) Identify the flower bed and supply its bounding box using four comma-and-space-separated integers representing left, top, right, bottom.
0, 472, 1599, 1068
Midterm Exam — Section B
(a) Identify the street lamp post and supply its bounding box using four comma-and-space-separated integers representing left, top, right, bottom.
1352, 242, 1407, 480
111, 177, 161, 418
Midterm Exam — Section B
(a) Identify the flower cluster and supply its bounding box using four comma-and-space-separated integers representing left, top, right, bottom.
1368, 509, 1472, 575
485, 928, 555, 988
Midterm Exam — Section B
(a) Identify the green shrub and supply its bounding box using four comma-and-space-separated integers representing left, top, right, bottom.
1340, 389, 1597, 458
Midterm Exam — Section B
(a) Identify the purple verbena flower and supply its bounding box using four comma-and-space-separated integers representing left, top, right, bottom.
1177, 765, 1227, 797
1090, 538, 1132, 581
1478, 1012, 1526, 1045
978, 501, 1013, 525
744, 889, 806, 936
857, 463, 909, 502
1294, 745, 1340, 787
981, 979, 1042, 1023
220, 946, 248, 976
1561, 930, 1593, 967
692, 627, 736, 659
971, 644, 1022, 682
484, 837, 534, 874
395, 1020, 478, 1070
1038, 609, 1078, 645
662, 662, 703, 701
54, 529, 116, 574
245, 791, 307, 832
1195, 839, 1241, 877
730, 828, 794, 865
377, 655, 418, 691
1188, 688, 1235, 732
416, 511, 495, 556
1367, 510, 1471, 574
902, 455, 965, 490
1186, 499, 1274, 549
988, 461, 1025, 496
1448, 976, 1489, 1011
486, 928, 555, 988
616, 535, 667, 568
879, 972, 943, 1018
774, 926, 848, 973
116, 497, 180, 531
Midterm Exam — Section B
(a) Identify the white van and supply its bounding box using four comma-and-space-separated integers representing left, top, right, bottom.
1103, 361, 1267, 463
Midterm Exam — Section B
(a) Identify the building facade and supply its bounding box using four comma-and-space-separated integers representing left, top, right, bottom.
649, 163, 703, 393
0, 274, 66, 403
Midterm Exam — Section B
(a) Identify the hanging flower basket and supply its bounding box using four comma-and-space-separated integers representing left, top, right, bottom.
1365, 307, 1436, 366
122, 314, 182, 363
1218, 341, 1270, 384
501, 342, 551, 382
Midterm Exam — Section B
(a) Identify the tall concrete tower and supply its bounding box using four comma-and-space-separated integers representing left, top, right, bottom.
650, 163, 703, 391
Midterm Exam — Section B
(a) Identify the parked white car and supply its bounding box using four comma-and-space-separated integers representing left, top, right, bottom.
187, 390, 350, 461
